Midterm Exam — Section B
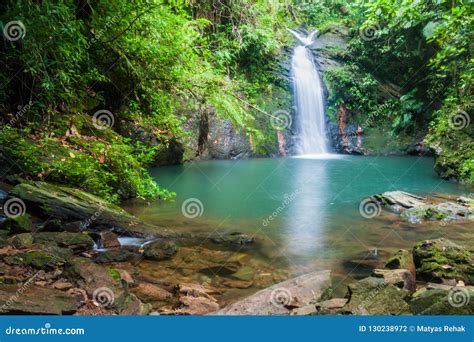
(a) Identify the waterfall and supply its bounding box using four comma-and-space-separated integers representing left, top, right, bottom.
288, 29, 329, 155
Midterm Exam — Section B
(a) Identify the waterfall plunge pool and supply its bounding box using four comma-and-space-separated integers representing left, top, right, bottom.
124, 156, 473, 299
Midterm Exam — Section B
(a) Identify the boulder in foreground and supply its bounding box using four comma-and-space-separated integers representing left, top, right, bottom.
341, 277, 411, 315
373, 191, 473, 223
213, 270, 331, 315
9, 181, 170, 237
0, 285, 76, 315
413, 238, 474, 285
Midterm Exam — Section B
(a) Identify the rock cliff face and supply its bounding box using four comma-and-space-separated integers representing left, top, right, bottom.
181, 106, 254, 161
282, 26, 358, 155
285, 26, 431, 156
147, 24, 435, 163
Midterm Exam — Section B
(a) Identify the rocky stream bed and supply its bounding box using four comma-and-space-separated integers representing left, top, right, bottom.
0, 179, 473, 315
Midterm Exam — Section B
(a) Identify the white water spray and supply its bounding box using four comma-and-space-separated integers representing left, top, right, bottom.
288, 29, 329, 155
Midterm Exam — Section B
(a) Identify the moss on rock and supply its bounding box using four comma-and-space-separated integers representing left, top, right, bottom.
413, 239, 474, 284
33, 232, 94, 252
2, 214, 33, 234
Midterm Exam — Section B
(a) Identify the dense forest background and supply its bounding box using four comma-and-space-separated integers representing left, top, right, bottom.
0, 0, 472, 203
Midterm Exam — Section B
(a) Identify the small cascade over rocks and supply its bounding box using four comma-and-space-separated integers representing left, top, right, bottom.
288, 29, 330, 155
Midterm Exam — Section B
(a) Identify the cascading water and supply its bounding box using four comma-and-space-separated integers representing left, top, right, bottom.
288, 29, 329, 155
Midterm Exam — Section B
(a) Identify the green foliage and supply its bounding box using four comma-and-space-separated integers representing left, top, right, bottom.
425, 96, 474, 183
324, 64, 380, 120
1, 0, 470, 191
0, 0, 297, 199
107, 266, 121, 281
317, 0, 472, 183
354, 0, 473, 182
293, 0, 350, 30
0, 125, 173, 203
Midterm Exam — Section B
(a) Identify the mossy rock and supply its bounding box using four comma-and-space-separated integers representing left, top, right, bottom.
0, 285, 77, 315
94, 250, 139, 264
65, 257, 138, 311
413, 239, 474, 284
2, 214, 33, 234
3, 247, 70, 269
0, 230, 8, 248
409, 288, 448, 314
10, 181, 134, 225
64, 257, 126, 310
232, 266, 255, 281
8, 233, 34, 248
410, 287, 474, 315
116, 293, 153, 315
33, 231, 94, 252
9, 181, 169, 238
385, 249, 415, 275
143, 240, 178, 261
400, 206, 449, 223
341, 277, 411, 315
210, 232, 255, 247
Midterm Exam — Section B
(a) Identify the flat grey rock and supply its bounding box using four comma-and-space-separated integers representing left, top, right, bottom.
212, 270, 331, 315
